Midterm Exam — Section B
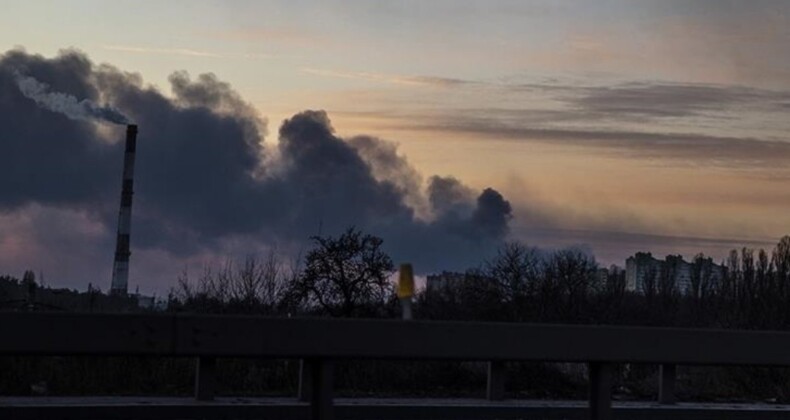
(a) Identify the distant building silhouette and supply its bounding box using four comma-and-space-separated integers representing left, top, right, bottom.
426, 271, 466, 292
625, 252, 725, 294
596, 267, 610, 284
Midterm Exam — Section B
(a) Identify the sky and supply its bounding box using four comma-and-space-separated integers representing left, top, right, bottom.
2, 1, 790, 293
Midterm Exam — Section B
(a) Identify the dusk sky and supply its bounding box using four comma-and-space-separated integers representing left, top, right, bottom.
2, 1, 790, 293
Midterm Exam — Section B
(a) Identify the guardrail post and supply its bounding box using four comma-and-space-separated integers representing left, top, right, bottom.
195, 356, 216, 401
298, 359, 313, 402
309, 358, 334, 420
659, 364, 676, 404
486, 361, 506, 400
588, 362, 613, 420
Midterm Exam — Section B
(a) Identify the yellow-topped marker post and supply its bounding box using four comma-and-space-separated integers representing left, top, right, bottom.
398, 263, 415, 320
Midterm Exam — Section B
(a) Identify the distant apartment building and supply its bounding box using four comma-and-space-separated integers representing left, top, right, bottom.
625, 253, 663, 292
625, 252, 725, 294
426, 271, 466, 292
596, 268, 610, 284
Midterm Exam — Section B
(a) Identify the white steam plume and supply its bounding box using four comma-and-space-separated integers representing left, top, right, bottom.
15, 73, 129, 125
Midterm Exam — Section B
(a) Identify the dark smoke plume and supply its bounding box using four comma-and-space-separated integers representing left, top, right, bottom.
0, 48, 513, 287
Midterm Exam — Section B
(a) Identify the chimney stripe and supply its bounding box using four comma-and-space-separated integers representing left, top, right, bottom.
111, 124, 137, 295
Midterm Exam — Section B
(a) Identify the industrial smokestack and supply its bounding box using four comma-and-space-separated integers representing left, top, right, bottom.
110, 124, 137, 295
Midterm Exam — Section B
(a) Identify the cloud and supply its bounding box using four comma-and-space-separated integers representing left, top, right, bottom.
499, 79, 790, 120
300, 67, 471, 87
325, 75, 790, 136
427, 176, 475, 220
284, 74, 790, 172
0, 48, 513, 289
568, 83, 770, 118
102, 45, 274, 61
208, 27, 329, 48
484, 5, 790, 89
102, 45, 222, 58
443, 120, 790, 165
0, 204, 112, 283
348, 135, 429, 218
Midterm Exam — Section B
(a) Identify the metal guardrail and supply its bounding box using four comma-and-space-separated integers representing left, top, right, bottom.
3, 313, 790, 419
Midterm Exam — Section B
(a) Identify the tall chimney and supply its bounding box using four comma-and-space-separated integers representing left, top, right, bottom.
110, 124, 137, 296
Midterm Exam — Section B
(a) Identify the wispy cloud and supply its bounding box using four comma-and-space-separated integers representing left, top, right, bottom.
358, 110, 790, 166
571, 83, 759, 118
522, 81, 790, 119
210, 27, 330, 48
300, 67, 471, 88
327, 74, 790, 166
103, 45, 222, 58
327, 74, 790, 123
102, 45, 275, 60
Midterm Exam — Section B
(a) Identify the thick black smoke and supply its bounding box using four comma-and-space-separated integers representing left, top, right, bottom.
0, 48, 512, 281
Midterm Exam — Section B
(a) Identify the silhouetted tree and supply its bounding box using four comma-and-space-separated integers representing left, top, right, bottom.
288, 227, 395, 317
658, 257, 680, 301
603, 265, 626, 298
542, 249, 598, 321
690, 253, 715, 301
756, 248, 771, 299
482, 241, 540, 320
172, 252, 289, 314
642, 264, 658, 303
485, 241, 539, 301
22, 270, 37, 305
773, 236, 790, 301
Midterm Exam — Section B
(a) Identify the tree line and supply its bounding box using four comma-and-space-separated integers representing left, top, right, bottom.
6, 229, 790, 401
170, 230, 790, 332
